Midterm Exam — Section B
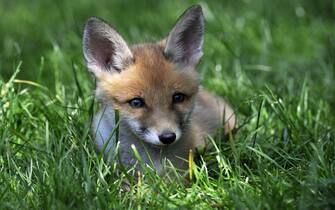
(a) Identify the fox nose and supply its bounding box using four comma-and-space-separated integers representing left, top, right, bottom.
159, 131, 176, 144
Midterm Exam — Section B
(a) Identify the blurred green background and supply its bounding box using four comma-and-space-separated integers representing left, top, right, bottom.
1, 0, 334, 104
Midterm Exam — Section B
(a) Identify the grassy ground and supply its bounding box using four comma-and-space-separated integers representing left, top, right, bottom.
1, 0, 335, 209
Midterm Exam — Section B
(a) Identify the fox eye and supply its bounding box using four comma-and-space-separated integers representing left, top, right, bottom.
128, 97, 145, 108
172, 92, 186, 104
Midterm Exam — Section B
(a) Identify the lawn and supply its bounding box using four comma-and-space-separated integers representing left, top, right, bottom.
1, 0, 334, 209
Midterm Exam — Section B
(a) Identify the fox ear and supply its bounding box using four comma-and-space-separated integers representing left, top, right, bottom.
83, 17, 133, 74
164, 5, 204, 67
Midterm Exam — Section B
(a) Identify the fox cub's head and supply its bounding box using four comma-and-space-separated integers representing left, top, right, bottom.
83, 5, 204, 146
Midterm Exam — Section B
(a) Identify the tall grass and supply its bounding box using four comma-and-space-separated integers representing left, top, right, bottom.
1, 0, 334, 209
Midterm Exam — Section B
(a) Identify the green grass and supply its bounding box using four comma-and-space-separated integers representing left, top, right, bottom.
1, 0, 335, 209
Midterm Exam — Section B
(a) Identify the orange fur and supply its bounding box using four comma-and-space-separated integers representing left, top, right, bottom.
84, 5, 237, 172
96, 44, 201, 134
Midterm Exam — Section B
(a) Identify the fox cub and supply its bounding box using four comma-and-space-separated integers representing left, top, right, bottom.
83, 5, 236, 172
